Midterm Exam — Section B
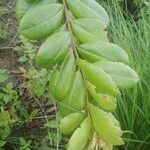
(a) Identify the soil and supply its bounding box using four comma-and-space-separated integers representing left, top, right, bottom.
0, 1, 57, 149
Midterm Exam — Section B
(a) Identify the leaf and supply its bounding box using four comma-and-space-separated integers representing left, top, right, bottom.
59, 71, 86, 117
1, 125, 10, 140
20, 4, 64, 40
78, 41, 129, 64
18, 55, 29, 62
77, 59, 120, 96
16, 0, 57, 20
72, 18, 108, 43
89, 103, 124, 145
50, 131, 62, 145
96, 61, 139, 89
49, 51, 75, 101
59, 112, 86, 135
15, 0, 34, 20
45, 120, 57, 129
25, 0, 36, 3
67, 117, 91, 150
0, 141, 6, 148
87, 82, 117, 111
36, 31, 71, 68
66, 0, 109, 25
0, 69, 8, 83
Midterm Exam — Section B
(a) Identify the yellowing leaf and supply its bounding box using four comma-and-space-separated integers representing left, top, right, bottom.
59, 112, 86, 135
78, 41, 129, 64
89, 103, 124, 145
87, 82, 117, 111
36, 31, 71, 68
20, 3, 64, 40
59, 71, 86, 117
78, 59, 120, 96
96, 61, 139, 89
49, 52, 75, 101
72, 18, 108, 43
66, 0, 109, 25
68, 117, 91, 150
88, 132, 113, 150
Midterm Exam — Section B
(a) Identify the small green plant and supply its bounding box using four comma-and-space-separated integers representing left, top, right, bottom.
0, 68, 39, 149
0, 106, 19, 148
16, 0, 139, 149
0, 108, 11, 148
0, 69, 8, 83
0, 26, 7, 41
21, 68, 48, 98
14, 36, 36, 64
19, 138, 32, 150
0, 82, 19, 104
0, 6, 7, 17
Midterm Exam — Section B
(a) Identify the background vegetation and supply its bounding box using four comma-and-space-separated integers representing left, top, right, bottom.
0, 0, 150, 149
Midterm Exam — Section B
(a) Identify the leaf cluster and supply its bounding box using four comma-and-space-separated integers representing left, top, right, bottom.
16, 0, 139, 149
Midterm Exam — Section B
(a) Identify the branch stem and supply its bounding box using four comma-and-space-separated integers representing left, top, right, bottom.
62, 0, 79, 59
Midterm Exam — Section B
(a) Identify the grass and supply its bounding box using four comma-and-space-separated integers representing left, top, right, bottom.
100, 0, 150, 149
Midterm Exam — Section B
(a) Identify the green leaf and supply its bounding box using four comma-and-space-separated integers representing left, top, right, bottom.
18, 55, 29, 62
25, 0, 36, 3
89, 103, 124, 145
45, 120, 57, 129
0, 69, 8, 83
59, 71, 86, 117
36, 31, 71, 68
67, 117, 91, 150
78, 41, 129, 64
87, 82, 117, 111
66, 0, 109, 25
96, 61, 139, 89
0, 141, 6, 148
49, 52, 75, 101
72, 18, 108, 43
59, 112, 86, 135
16, 0, 34, 20
16, 0, 57, 20
1, 125, 10, 140
50, 131, 62, 145
77, 59, 120, 96
20, 3, 64, 40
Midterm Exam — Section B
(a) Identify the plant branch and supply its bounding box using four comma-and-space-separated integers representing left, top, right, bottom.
62, 0, 93, 124
62, 0, 79, 59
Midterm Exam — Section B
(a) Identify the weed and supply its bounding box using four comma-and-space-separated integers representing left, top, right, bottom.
0, 26, 7, 41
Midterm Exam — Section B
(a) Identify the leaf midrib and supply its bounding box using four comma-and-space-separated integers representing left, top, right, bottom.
21, 6, 63, 32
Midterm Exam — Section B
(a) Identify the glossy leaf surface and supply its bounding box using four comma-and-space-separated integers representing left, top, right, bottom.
72, 18, 107, 43
66, 0, 109, 25
49, 52, 75, 101
78, 59, 120, 96
59, 71, 86, 117
20, 3, 64, 40
59, 112, 86, 135
68, 117, 91, 150
36, 31, 71, 68
16, 0, 57, 20
78, 41, 129, 63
